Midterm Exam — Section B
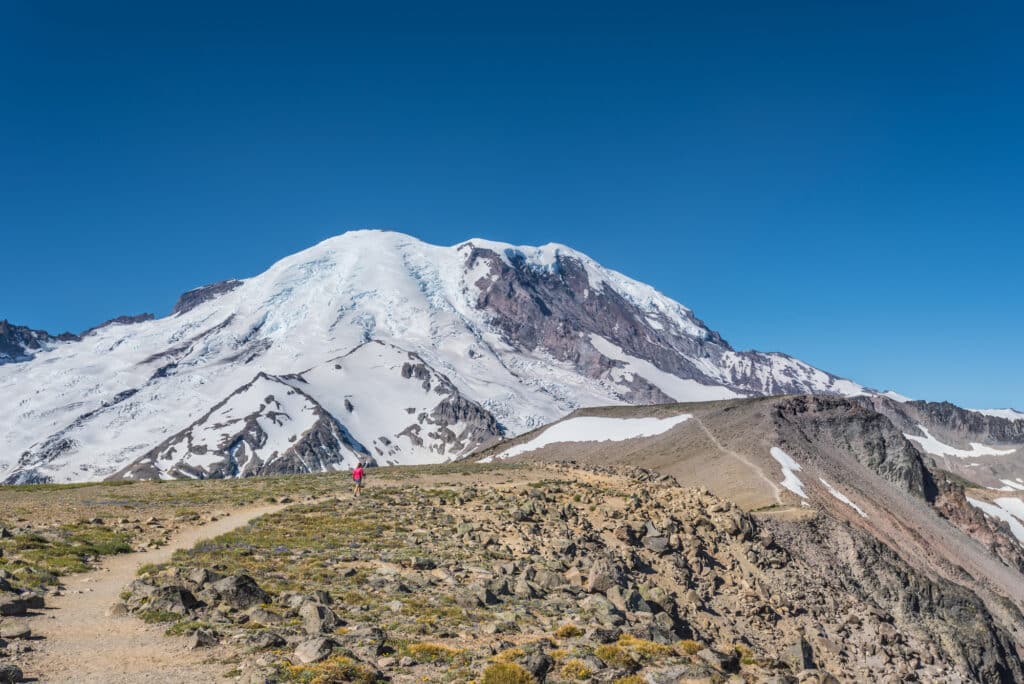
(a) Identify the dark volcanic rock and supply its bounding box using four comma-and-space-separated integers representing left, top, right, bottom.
172, 279, 244, 315
81, 313, 155, 337
209, 574, 270, 609
0, 319, 78, 365
773, 396, 937, 500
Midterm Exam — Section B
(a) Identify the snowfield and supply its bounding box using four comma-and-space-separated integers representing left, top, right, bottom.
904, 425, 1017, 459
482, 413, 692, 462
0, 230, 882, 483
970, 408, 1024, 422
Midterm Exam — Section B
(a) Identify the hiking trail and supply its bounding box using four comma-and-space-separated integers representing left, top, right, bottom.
18, 503, 287, 683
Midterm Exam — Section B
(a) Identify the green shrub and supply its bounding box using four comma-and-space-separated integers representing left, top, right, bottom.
481, 661, 537, 684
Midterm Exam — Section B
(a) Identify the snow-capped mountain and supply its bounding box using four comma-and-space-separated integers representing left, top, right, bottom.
0, 320, 79, 364
1, 230, 872, 483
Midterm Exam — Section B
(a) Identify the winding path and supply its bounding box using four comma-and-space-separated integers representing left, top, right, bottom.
692, 416, 782, 506
19, 504, 285, 683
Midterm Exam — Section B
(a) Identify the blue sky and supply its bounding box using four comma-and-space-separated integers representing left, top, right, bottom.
1, 2, 1021, 409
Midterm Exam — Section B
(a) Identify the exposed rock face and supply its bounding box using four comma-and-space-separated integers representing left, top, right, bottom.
171, 279, 244, 315
772, 395, 937, 500
0, 319, 78, 365
465, 245, 860, 401
111, 373, 373, 480
771, 513, 1024, 684
856, 395, 1024, 490
81, 313, 155, 337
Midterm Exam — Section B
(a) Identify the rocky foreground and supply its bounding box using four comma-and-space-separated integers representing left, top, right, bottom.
100, 464, 1022, 683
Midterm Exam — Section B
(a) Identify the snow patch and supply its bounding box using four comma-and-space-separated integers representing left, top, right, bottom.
970, 408, 1024, 422
818, 478, 868, 518
904, 425, 1016, 459
967, 497, 1024, 543
881, 391, 912, 402
483, 413, 691, 463
769, 447, 807, 499
590, 335, 741, 402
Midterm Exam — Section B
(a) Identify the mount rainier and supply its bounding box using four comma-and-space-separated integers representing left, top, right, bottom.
0, 229, 907, 483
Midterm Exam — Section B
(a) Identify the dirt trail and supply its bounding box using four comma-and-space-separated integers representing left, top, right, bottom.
691, 417, 782, 506
19, 503, 285, 683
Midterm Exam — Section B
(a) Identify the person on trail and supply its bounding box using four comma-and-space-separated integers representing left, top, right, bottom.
352, 462, 365, 497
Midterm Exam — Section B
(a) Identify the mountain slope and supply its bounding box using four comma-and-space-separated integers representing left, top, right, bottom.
1, 230, 871, 483
473, 395, 1024, 680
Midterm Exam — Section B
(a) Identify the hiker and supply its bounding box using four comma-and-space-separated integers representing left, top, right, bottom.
352, 461, 365, 497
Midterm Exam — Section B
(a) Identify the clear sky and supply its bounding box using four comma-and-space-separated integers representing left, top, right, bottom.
1, 2, 1021, 410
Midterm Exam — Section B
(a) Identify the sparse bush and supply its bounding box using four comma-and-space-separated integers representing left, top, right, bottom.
734, 643, 758, 666
594, 644, 638, 670
405, 641, 466, 664
492, 647, 526, 662
278, 654, 382, 683
676, 639, 703, 656
481, 661, 537, 684
559, 658, 594, 680
554, 623, 583, 639
617, 634, 673, 661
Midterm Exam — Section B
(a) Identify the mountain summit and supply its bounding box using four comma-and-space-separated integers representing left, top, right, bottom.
1, 230, 868, 483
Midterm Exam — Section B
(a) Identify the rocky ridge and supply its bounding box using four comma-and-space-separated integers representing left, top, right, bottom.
113, 465, 1024, 683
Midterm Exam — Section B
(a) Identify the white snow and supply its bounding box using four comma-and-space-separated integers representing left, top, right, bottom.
483, 413, 692, 462
999, 480, 1024, 492
970, 408, 1024, 422
589, 335, 741, 402
0, 229, 872, 482
904, 425, 1017, 459
967, 497, 1024, 543
769, 447, 807, 499
881, 391, 912, 402
818, 478, 868, 518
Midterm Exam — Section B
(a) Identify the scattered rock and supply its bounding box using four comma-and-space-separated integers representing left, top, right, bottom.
188, 628, 219, 650
293, 636, 338, 664
210, 574, 270, 609
0, 594, 26, 617
0, 622, 30, 640
299, 601, 341, 634
0, 664, 23, 684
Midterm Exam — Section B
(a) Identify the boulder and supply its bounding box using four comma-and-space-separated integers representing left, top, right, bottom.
0, 594, 26, 617
106, 602, 129, 617
642, 535, 670, 554
697, 647, 739, 673
580, 594, 625, 627
188, 628, 219, 650
586, 557, 623, 594
643, 662, 717, 683
249, 631, 287, 649
210, 574, 270, 609
147, 586, 201, 616
783, 637, 815, 671
299, 601, 341, 634
187, 567, 224, 588
246, 606, 285, 626
0, 622, 30, 640
523, 652, 554, 680
19, 592, 44, 610
0, 664, 23, 684
293, 636, 339, 664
